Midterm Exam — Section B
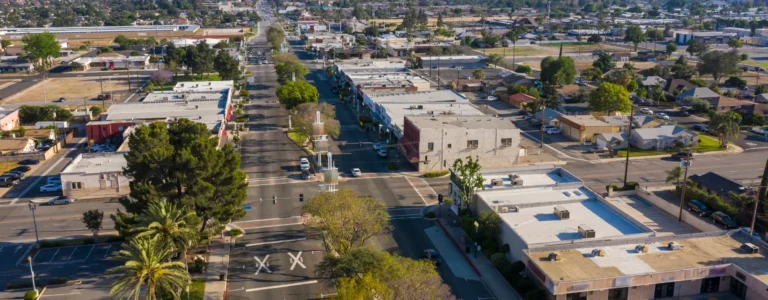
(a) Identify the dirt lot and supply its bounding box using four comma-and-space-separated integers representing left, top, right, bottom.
4, 77, 144, 104
0, 80, 17, 89
484, 43, 629, 58
519, 59, 598, 72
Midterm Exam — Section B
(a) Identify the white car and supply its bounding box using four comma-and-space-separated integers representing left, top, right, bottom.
378, 149, 388, 158
545, 127, 562, 134
373, 143, 383, 151
48, 196, 73, 205
299, 158, 310, 171
487, 96, 498, 101
351, 168, 362, 177
640, 108, 654, 115
656, 112, 670, 120
39, 183, 62, 193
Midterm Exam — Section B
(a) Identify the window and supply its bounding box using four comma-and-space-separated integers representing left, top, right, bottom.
447, 144, 452, 149
71, 182, 82, 190
467, 140, 478, 149
501, 138, 513, 147
427, 142, 434, 152
118, 126, 124, 131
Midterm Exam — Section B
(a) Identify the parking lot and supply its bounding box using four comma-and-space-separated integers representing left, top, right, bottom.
412, 66, 505, 90
3, 77, 146, 104
27, 242, 121, 265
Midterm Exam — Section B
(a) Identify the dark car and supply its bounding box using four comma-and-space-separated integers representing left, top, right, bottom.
18, 159, 40, 165
692, 124, 708, 132
687, 200, 712, 217
13, 166, 31, 172
518, 110, 529, 116
423, 249, 442, 265
4, 171, 24, 180
0, 176, 16, 187
56, 97, 66, 102
670, 152, 693, 160
300, 170, 310, 180
712, 211, 738, 229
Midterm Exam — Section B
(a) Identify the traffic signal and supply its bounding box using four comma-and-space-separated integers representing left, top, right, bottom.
438, 194, 443, 203
299, 194, 304, 202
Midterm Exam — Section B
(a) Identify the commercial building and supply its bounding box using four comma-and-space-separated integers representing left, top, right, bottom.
419, 55, 487, 69
674, 31, 738, 45
0, 25, 199, 36
60, 153, 130, 199
557, 115, 620, 143
71, 55, 151, 70
399, 116, 521, 172
0, 56, 33, 73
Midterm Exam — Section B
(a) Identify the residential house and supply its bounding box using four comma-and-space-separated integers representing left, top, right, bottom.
676, 87, 720, 104
0, 138, 36, 154
595, 132, 629, 149
24, 129, 55, 141
710, 96, 753, 112
0, 56, 34, 74
514, 17, 539, 28
639, 76, 667, 90
666, 78, 696, 94
556, 84, 590, 104
534, 108, 562, 126
451, 79, 486, 92
754, 93, 768, 103
0, 108, 20, 131
600, 115, 661, 132
60, 153, 131, 199
504, 93, 537, 108
688, 172, 745, 198
630, 125, 699, 150
557, 115, 620, 143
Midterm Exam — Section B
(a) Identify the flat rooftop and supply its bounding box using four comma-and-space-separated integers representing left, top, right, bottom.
407, 115, 517, 130
0, 25, 199, 35
173, 81, 234, 93
142, 91, 227, 103
106, 96, 228, 130
528, 233, 768, 283
367, 90, 467, 103
420, 55, 486, 61
61, 153, 127, 175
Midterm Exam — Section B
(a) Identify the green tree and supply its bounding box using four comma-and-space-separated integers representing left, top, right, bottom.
0, 40, 10, 48
515, 65, 532, 75
666, 42, 678, 56
109, 236, 191, 300
587, 34, 602, 44
452, 156, 485, 212
725, 76, 748, 89
623, 25, 646, 51
471, 68, 485, 80
82, 209, 104, 236
98, 46, 113, 54
487, 54, 503, 68
267, 25, 285, 50
132, 198, 199, 253
592, 50, 616, 72
665, 166, 682, 186
686, 39, 709, 57
276, 80, 319, 109
213, 50, 241, 80
317, 246, 385, 278
727, 38, 743, 50
540, 56, 576, 85
89, 106, 103, 117
22, 32, 61, 70
18, 105, 72, 124
302, 188, 390, 255
588, 82, 632, 114
292, 102, 340, 140
581, 67, 603, 81
275, 60, 309, 85
710, 111, 741, 147
483, 33, 501, 48
755, 84, 768, 96
682, 96, 710, 112
698, 50, 742, 83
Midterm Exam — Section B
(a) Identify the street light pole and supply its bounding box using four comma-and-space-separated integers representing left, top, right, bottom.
677, 154, 691, 222
28, 201, 39, 248
28, 256, 36, 292
623, 105, 635, 185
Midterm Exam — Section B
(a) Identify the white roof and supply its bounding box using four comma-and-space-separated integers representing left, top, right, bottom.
406, 115, 517, 130
106, 92, 229, 130
367, 90, 467, 104
61, 153, 127, 175
173, 81, 234, 93
420, 55, 486, 61
74, 56, 150, 64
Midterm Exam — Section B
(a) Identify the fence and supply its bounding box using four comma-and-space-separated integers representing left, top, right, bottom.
0, 131, 74, 162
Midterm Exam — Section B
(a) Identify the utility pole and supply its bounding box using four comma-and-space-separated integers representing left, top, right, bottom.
28, 201, 39, 248
623, 105, 635, 185
677, 153, 692, 222
436, 55, 441, 90
28, 256, 36, 293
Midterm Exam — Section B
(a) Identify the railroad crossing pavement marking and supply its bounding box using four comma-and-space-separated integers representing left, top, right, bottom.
254, 255, 271, 275
288, 251, 305, 270
245, 280, 319, 293
245, 237, 306, 247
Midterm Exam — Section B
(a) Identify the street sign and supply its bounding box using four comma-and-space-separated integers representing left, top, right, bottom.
243, 205, 252, 211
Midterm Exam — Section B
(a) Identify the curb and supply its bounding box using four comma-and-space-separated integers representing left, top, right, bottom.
434, 220, 482, 276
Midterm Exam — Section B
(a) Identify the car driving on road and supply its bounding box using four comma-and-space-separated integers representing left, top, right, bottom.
655, 112, 670, 120
299, 158, 310, 171
351, 168, 362, 177
39, 183, 62, 193
47, 196, 73, 205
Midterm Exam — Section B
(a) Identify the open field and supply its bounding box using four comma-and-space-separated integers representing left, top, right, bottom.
518, 59, 597, 71
369, 16, 508, 26
482, 45, 558, 57
539, 42, 628, 53
3, 76, 147, 104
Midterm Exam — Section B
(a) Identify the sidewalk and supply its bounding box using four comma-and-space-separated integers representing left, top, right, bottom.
203, 236, 232, 300
435, 205, 521, 300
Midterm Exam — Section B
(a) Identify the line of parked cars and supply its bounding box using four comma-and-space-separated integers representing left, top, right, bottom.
687, 199, 738, 229
88, 144, 116, 153
0, 164, 32, 187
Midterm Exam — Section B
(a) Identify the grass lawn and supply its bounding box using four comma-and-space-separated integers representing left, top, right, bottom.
189, 279, 205, 300
694, 135, 724, 152
616, 147, 668, 157
287, 130, 307, 146
746, 60, 768, 69
156, 74, 223, 91
482, 46, 556, 57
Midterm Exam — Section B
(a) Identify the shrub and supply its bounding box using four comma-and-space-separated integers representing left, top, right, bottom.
605, 183, 618, 192
229, 228, 243, 236
47, 277, 69, 285
423, 170, 450, 178
424, 211, 436, 218
481, 238, 499, 257
387, 162, 400, 171
83, 238, 95, 245
490, 253, 508, 269
105, 236, 125, 243
189, 258, 205, 273
512, 276, 535, 294
24, 290, 38, 300
510, 261, 526, 273
622, 181, 639, 191
500, 263, 519, 281
239, 90, 250, 98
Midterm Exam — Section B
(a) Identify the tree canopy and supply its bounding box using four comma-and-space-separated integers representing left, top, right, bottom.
623, 25, 646, 51
540, 56, 576, 85
214, 50, 241, 80
19, 105, 72, 124
22, 32, 61, 70
588, 82, 632, 114
276, 80, 319, 109
698, 50, 742, 83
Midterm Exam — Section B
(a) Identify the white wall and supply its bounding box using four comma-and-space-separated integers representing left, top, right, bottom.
62, 172, 131, 199
417, 126, 521, 172
634, 188, 722, 232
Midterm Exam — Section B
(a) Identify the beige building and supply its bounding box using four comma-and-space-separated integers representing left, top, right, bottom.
0, 138, 36, 154
60, 153, 130, 199
557, 115, 620, 143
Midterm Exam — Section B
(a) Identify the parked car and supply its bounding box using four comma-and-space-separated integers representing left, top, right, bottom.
518, 110, 529, 116
378, 149, 388, 158
487, 96, 498, 101
373, 143, 383, 151
47, 176, 61, 184
687, 200, 712, 217
545, 127, 562, 134
299, 158, 310, 171
351, 168, 362, 177
0, 176, 16, 187
670, 152, 693, 160
18, 159, 40, 165
655, 112, 670, 120
712, 211, 738, 229
640, 108, 654, 115
5, 171, 24, 180
463, 75, 471, 80
13, 166, 31, 173
585, 147, 609, 154
300, 170, 310, 180
56, 97, 66, 102
39, 183, 62, 193
47, 196, 73, 205
423, 249, 442, 265
692, 124, 708, 132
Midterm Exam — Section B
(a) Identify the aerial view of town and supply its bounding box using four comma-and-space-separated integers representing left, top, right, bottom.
1, 0, 768, 299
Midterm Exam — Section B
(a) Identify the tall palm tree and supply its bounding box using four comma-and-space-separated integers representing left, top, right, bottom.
665, 166, 682, 186
109, 236, 191, 300
710, 112, 741, 148
132, 198, 198, 253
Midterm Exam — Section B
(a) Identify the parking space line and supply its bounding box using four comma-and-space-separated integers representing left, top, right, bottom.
245, 237, 306, 247
245, 280, 318, 292
49, 248, 61, 263
103, 244, 112, 258
66, 247, 77, 260
84, 245, 95, 261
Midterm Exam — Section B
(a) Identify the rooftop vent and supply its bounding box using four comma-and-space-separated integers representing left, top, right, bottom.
635, 245, 649, 253
554, 206, 569, 220
741, 243, 759, 254
591, 249, 606, 257
490, 179, 503, 186
578, 225, 595, 238
548, 252, 561, 261
668, 242, 683, 250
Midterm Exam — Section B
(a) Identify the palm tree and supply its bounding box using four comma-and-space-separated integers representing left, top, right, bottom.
132, 198, 198, 253
665, 166, 682, 186
109, 236, 191, 300
710, 112, 741, 148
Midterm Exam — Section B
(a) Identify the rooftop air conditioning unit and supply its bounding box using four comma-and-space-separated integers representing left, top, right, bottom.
491, 179, 504, 186
417, 105, 423, 109
635, 245, 649, 253
548, 252, 561, 261
741, 243, 759, 254
578, 225, 595, 238
668, 242, 683, 250
501, 207, 509, 213
591, 249, 606, 257
554, 206, 570, 220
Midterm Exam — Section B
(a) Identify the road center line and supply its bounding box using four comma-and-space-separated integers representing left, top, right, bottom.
245, 280, 318, 292
245, 237, 306, 247
239, 222, 303, 230
40, 292, 81, 297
